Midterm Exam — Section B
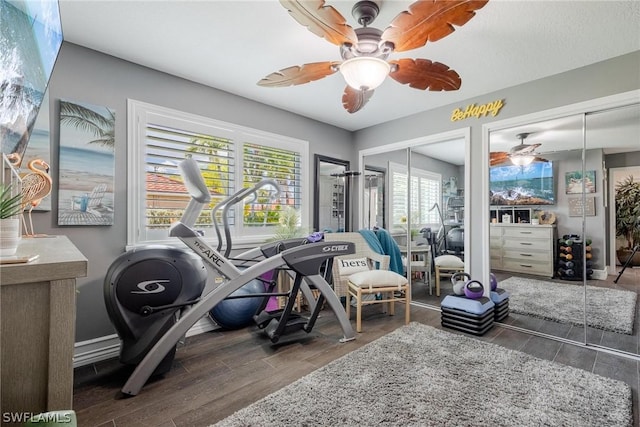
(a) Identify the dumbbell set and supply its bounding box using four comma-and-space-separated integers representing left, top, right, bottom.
556, 235, 593, 280
441, 273, 509, 335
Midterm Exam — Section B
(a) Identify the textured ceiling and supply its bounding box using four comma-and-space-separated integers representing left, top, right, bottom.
58, 0, 640, 132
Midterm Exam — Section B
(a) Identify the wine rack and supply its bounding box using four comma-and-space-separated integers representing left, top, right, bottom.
556, 234, 593, 280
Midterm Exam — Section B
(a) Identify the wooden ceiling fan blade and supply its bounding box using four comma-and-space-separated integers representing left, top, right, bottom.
258, 61, 340, 87
342, 86, 374, 114
382, 0, 489, 52
532, 156, 549, 164
490, 151, 509, 166
279, 0, 358, 46
389, 58, 461, 91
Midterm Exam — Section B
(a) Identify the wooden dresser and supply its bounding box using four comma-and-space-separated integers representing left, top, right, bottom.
0, 236, 87, 423
490, 224, 555, 278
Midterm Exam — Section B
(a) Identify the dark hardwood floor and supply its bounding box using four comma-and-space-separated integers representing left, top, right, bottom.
74, 267, 640, 427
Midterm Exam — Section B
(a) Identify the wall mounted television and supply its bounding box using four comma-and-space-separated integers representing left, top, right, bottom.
490, 160, 555, 205
1, 0, 63, 160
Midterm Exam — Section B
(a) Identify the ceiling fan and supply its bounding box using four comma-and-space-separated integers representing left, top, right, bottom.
490, 132, 545, 167
258, 0, 490, 113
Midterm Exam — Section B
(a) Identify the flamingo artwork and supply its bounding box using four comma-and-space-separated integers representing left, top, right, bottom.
16, 158, 52, 237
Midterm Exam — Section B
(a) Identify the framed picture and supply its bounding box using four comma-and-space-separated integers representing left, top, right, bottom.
57, 99, 115, 226
565, 170, 596, 194
568, 196, 596, 217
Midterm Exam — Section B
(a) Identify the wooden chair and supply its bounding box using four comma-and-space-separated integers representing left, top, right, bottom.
400, 245, 432, 294
324, 232, 390, 298
434, 254, 465, 296
324, 232, 409, 332
346, 270, 410, 332
71, 183, 108, 214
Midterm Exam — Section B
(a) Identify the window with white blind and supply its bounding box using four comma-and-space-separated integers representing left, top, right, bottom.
127, 100, 308, 245
389, 161, 441, 230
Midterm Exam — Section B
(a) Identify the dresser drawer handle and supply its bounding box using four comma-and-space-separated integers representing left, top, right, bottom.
519, 264, 533, 268
520, 253, 533, 257
519, 242, 533, 245
519, 231, 532, 234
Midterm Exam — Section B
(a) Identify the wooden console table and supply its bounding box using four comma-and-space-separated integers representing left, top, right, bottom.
0, 236, 87, 423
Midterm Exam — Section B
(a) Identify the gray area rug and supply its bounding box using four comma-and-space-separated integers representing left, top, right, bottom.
213, 323, 631, 427
500, 277, 637, 334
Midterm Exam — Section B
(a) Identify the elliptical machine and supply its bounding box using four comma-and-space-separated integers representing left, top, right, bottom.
105, 158, 356, 396
104, 246, 207, 376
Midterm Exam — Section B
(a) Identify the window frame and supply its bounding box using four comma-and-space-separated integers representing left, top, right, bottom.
127, 99, 309, 247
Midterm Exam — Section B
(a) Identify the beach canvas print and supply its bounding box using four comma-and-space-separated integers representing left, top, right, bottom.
490, 161, 555, 205
57, 99, 115, 226
565, 170, 596, 194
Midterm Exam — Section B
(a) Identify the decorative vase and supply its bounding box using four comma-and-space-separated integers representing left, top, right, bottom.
616, 248, 640, 267
0, 218, 21, 257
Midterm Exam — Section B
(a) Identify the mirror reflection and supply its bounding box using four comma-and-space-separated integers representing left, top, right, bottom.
585, 104, 640, 354
363, 137, 467, 307
314, 155, 350, 233
488, 103, 640, 356
363, 166, 385, 230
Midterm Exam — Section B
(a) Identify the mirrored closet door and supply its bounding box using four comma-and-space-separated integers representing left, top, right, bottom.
488, 100, 640, 357
585, 104, 640, 355
361, 135, 468, 308
489, 115, 586, 339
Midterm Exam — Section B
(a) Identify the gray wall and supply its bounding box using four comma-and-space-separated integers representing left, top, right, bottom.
353, 51, 640, 281
36, 43, 353, 342
29, 43, 640, 344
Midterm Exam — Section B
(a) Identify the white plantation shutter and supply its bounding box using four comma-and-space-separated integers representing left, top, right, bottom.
242, 142, 302, 228
145, 123, 235, 240
419, 175, 441, 224
391, 168, 408, 228
128, 100, 308, 245
390, 162, 441, 229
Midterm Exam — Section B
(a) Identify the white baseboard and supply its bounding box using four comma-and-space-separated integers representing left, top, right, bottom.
592, 267, 608, 281
73, 334, 120, 368
73, 317, 217, 368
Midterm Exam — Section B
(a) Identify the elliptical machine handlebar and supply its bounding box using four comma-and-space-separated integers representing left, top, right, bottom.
212, 179, 281, 256
172, 159, 281, 254
173, 158, 212, 230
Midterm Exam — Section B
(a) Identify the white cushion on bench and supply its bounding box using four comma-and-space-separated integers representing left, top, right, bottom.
348, 270, 408, 291
434, 254, 464, 268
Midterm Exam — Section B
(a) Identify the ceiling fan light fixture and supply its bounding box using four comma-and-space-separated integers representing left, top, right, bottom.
510, 154, 535, 166
340, 57, 390, 91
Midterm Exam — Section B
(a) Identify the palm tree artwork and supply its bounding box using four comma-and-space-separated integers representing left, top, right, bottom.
57, 99, 116, 226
